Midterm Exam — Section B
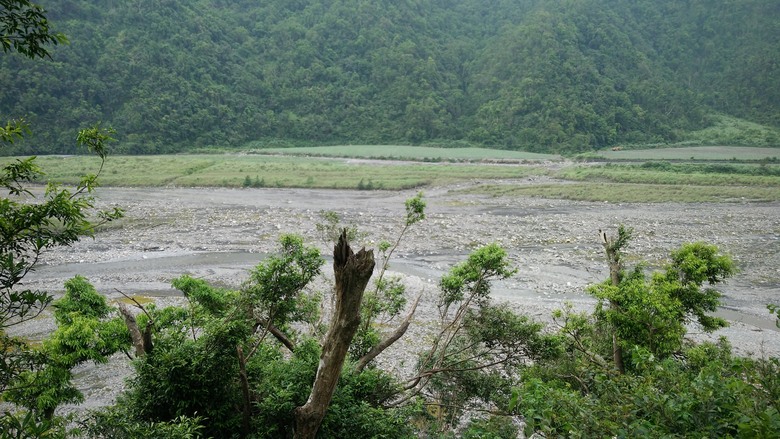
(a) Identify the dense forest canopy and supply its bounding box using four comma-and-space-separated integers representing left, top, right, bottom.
1, 0, 778, 154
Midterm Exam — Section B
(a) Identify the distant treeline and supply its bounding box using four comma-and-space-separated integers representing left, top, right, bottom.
1, 0, 778, 154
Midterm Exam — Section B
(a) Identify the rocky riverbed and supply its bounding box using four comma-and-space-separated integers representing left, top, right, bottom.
10, 180, 780, 414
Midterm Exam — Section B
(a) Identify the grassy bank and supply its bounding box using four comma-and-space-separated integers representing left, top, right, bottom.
251, 144, 561, 162
457, 160, 780, 202
6, 151, 780, 203
455, 182, 780, 203
558, 163, 780, 187
581, 146, 780, 161
7, 154, 544, 190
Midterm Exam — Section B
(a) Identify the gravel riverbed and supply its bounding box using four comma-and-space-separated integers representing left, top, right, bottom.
10, 180, 780, 415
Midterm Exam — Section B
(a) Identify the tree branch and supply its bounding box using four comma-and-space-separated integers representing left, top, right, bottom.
263, 320, 296, 352
118, 302, 152, 357
355, 292, 422, 372
237, 346, 252, 438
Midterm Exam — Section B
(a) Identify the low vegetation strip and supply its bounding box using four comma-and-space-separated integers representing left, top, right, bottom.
456, 182, 780, 203
584, 146, 780, 161
559, 164, 780, 187
5, 154, 545, 190
253, 145, 561, 161
6, 153, 779, 202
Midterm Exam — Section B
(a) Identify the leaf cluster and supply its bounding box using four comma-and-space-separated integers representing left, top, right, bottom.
512, 235, 767, 438
592, 240, 735, 359
439, 243, 516, 307
4, 276, 130, 420
516, 339, 780, 438
408, 243, 562, 432
0, 0, 67, 59
243, 234, 324, 328
88, 233, 417, 438
1, 125, 122, 331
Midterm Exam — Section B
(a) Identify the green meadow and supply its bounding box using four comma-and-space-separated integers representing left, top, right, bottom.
584, 146, 780, 161
254, 144, 561, 161
6, 145, 780, 202
456, 182, 780, 203
459, 159, 780, 202
7, 154, 544, 190
558, 163, 780, 187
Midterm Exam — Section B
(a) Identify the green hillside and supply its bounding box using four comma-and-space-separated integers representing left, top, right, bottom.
1, 0, 778, 154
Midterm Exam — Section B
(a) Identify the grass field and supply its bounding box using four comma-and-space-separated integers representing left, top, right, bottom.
683, 114, 780, 147
254, 145, 561, 161
456, 182, 780, 203
584, 146, 780, 161
4, 154, 545, 190
5, 150, 779, 203
558, 163, 780, 187
543, 161, 780, 201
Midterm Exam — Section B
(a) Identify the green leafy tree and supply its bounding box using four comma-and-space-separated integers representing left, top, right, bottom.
1, 125, 122, 330
86, 193, 561, 438
4, 276, 130, 420
0, 126, 123, 436
82, 411, 206, 439
591, 230, 735, 361
352, 192, 425, 366
293, 194, 425, 439
515, 336, 780, 438
511, 233, 758, 438
0, 4, 125, 436
405, 243, 560, 432
243, 233, 325, 340
1, 126, 122, 380
1, 1, 120, 344
93, 232, 413, 439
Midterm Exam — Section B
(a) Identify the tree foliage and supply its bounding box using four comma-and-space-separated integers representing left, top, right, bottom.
510, 232, 776, 438
0, 124, 123, 433
78, 194, 568, 438
4, 276, 129, 419
0, 125, 122, 334
0, 0, 67, 59
14, 214, 776, 438
89, 234, 414, 439
591, 236, 735, 360
516, 337, 780, 438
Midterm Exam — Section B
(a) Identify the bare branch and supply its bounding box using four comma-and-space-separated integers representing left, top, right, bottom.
264, 320, 296, 352
118, 302, 151, 357
114, 288, 153, 321
355, 292, 422, 372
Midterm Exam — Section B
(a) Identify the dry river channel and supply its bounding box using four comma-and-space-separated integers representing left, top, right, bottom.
10, 180, 780, 416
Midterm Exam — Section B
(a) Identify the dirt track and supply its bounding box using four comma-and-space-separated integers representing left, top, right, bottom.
11, 181, 780, 412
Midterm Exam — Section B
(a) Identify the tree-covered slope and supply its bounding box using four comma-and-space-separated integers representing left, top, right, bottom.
1, 0, 778, 154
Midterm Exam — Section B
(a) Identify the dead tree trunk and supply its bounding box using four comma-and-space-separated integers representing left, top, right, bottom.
294, 230, 375, 439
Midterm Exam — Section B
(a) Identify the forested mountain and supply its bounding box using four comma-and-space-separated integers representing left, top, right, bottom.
1, 0, 778, 154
